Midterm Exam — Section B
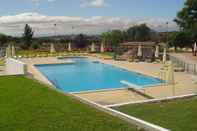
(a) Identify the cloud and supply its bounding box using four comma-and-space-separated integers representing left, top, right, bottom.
47, 0, 56, 2
30, 0, 56, 5
31, 0, 105, 7
0, 12, 178, 36
80, 0, 106, 7
31, 0, 56, 2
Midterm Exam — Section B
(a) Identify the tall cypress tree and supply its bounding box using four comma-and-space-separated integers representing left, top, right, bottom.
22, 24, 34, 49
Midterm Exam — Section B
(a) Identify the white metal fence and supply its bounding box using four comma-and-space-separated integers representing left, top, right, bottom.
169, 55, 197, 75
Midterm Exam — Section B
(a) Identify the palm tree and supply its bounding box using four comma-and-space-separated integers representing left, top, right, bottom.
101, 32, 111, 46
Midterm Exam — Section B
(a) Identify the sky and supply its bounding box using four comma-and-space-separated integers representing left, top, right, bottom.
0, 0, 186, 36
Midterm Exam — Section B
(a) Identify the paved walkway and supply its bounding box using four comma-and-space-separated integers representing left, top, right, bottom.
77, 89, 148, 105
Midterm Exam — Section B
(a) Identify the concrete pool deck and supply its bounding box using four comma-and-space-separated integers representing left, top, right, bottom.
93, 58, 197, 98
76, 89, 148, 105
20, 56, 197, 105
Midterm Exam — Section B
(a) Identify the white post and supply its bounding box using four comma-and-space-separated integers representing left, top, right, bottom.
155, 45, 159, 58
194, 42, 197, 56
100, 43, 105, 53
68, 42, 72, 52
166, 61, 175, 84
91, 42, 96, 52
50, 43, 56, 53
166, 61, 175, 96
6, 44, 11, 58
137, 45, 142, 57
163, 48, 167, 63
11, 45, 16, 57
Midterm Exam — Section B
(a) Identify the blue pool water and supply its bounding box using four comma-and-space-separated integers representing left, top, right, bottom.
36, 58, 163, 92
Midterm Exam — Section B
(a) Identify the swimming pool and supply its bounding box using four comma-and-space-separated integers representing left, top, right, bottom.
36, 58, 164, 92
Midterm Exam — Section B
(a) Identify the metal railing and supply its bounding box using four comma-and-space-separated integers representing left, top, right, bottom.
169, 55, 197, 75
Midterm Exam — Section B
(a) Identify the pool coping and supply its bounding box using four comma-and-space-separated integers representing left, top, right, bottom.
33, 57, 166, 94
57, 56, 163, 82
95, 58, 164, 83
34, 61, 75, 66
30, 59, 77, 86
33, 63, 154, 101
70, 87, 128, 94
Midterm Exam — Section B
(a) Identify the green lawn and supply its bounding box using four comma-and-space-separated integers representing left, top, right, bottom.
0, 76, 139, 131
0, 58, 5, 66
16, 50, 114, 59
16, 50, 49, 56
99, 52, 114, 57
114, 97, 197, 131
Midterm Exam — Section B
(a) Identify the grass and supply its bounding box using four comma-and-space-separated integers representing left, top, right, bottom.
114, 97, 197, 131
16, 50, 50, 56
0, 76, 139, 131
16, 50, 114, 60
0, 58, 5, 66
99, 52, 114, 57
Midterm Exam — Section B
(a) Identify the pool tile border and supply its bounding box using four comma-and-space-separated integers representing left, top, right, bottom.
33, 57, 165, 93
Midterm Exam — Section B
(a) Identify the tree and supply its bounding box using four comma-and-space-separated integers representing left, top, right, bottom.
169, 31, 193, 51
101, 32, 111, 45
135, 24, 152, 41
109, 30, 123, 58
127, 24, 152, 41
127, 26, 137, 41
74, 34, 88, 48
110, 30, 123, 48
22, 24, 34, 49
0, 34, 8, 46
101, 30, 123, 58
175, 0, 197, 42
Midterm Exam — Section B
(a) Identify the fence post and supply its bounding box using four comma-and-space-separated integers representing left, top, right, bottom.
184, 62, 186, 71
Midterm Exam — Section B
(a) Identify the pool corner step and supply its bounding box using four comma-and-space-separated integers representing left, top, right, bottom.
127, 88, 154, 99
121, 80, 154, 99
